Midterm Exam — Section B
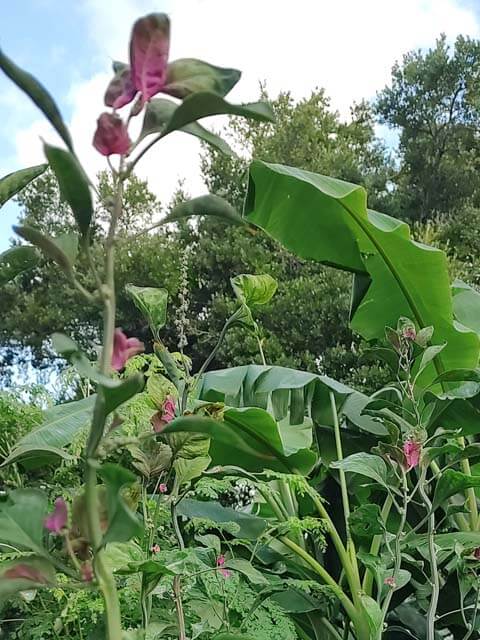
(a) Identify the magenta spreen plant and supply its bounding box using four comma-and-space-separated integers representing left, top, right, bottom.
0, 11, 273, 640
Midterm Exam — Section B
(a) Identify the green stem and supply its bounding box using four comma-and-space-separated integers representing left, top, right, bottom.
379, 471, 408, 635
330, 392, 360, 587
278, 479, 305, 549
256, 333, 266, 365
279, 537, 355, 619
430, 460, 469, 531
83, 165, 125, 640
319, 617, 344, 640
280, 537, 369, 640
309, 491, 364, 625
459, 437, 479, 530
363, 494, 393, 595
418, 468, 440, 640
85, 462, 123, 640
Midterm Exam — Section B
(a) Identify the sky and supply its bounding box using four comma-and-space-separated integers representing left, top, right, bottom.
1, 0, 480, 251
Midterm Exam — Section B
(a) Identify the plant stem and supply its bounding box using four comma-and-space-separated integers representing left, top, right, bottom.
459, 436, 479, 530
256, 333, 266, 365
330, 392, 360, 587
85, 462, 123, 640
171, 498, 187, 640
418, 467, 439, 640
280, 537, 370, 640
363, 493, 393, 595
379, 471, 408, 635
83, 163, 125, 640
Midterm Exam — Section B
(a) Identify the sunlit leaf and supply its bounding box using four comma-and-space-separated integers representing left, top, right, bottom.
0, 50, 73, 151
141, 98, 234, 156
97, 463, 143, 544
163, 58, 241, 98
163, 194, 244, 226
161, 92, 274, 137
44, 143, 93, 236
0, 246, 39, 286
0, 489, 48, 553
0, 164, 47, 207
126, 284, 168, 334
231, 274, 278, 306
245, 161, 480, 386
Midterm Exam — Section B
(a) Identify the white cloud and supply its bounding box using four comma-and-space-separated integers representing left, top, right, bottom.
8, 0, 480, 214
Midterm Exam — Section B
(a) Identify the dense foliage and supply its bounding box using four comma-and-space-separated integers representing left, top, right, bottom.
3, 12, 480, 640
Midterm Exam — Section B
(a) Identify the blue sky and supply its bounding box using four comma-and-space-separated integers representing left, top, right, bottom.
1, 0, 480, 251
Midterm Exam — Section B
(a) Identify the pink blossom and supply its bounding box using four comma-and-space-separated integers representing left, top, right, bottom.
81, 563, 94, 582
403, 439, 421, 471
111, 328, 144, 371
474, 547, 480, 560
151, 544, 161, 554
152, 395, 176, 433
216, 554, 226, 567
93, 113, 131, 156
130, 13, 170, 103
44, 497, 68, 534
158, 483, 168, 494
384, 576, 396, 588
4, 564, 48, 584
402, 326, 416, 341
220, 568, 231, 579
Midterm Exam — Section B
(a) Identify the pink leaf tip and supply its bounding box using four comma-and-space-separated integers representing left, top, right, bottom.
111, 328, 144, 371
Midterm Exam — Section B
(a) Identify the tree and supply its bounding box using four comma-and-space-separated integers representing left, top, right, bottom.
376, 34, 480, 220
0, 89, 398, 392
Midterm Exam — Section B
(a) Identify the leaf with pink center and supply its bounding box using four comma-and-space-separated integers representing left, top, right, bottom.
130, 13, 170, 102
104, 62, 137, 109
0, 556, 56, 597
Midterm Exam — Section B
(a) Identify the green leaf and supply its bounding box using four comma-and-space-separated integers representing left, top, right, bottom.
244, 161, 480, 386
54, 233, 79, 266
13, 225, 75, 271
162, 92, 274, 137
0, 556, 55, 604
349, 504, 385, 538
0, 246, 39, 286
176, 499, 267, 540
163, 407, 316, 474
224, 558, 268, 584
330, 452, 389, 489
452, 279, 480, 334
126, 284, 168, 334
231, 274, 278, 306
163, 194, 244, 226
2, 396, 95, 467
432, 469, 480, 511
141, 98, 235, 156
101, 374, 145, 416
163, 58, 241, 98
383, 627, 420, 640
96, 463, 143, 544
416, 344, 446, 377
199, 364, 383, 435
44, 143, 93, 236
213, 634, 256, 640
0, 489, 48, 553
173, 455, 211, 487
0, 50, 73, 151
360, 594, 383, 638
0, 164, 47, 207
